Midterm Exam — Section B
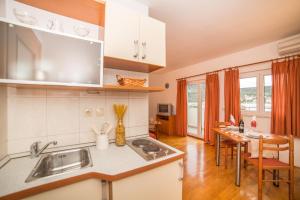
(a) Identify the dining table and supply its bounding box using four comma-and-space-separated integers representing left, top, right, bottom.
213, 127, 250, 187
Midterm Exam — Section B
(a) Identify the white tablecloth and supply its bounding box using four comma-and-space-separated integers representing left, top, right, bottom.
227, 129, 276, 158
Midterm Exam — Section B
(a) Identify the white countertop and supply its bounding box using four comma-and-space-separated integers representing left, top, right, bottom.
0, 138, 184, 197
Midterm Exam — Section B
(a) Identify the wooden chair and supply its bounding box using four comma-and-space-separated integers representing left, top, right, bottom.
215, 121, 238, 168
246, 135, 294, 200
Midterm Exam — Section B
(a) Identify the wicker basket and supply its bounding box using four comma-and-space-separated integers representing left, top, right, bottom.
116, 75, 146, 87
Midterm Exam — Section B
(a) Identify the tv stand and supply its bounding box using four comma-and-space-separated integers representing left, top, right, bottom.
156, 115, 176, 136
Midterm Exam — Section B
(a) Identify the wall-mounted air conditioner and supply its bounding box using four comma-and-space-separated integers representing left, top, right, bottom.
277, 34, 300, 56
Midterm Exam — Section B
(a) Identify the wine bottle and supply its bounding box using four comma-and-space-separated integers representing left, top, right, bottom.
239, 119, 244, 133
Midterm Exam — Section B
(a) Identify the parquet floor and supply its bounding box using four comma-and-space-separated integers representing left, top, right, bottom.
158, 134, 300, 200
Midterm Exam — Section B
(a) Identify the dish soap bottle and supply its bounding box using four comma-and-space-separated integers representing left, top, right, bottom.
239, 118, 244, 133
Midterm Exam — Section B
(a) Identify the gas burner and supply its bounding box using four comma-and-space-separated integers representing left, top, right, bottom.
132, 139, 151, 147
143, 145, 160, 154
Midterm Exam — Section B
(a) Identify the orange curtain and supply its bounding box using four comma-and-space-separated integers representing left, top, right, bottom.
224, 68, 241, 124
176, 79, 187, 137
204, 73, 220, 144
271, 57, 300, 137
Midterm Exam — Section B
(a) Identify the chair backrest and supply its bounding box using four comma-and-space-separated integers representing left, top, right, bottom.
258, 135, 294, 165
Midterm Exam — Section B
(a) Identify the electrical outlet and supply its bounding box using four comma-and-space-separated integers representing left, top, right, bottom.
96, 108, 104, 116
84, 108, 93, 116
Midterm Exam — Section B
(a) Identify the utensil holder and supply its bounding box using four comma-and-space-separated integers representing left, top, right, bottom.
96, 134, 109, 150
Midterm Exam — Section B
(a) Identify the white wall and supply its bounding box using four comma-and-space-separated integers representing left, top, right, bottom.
1, 69, 149, 155
0, 86, 7, 160
107, 0, 149, 16
149, 40, 300, 166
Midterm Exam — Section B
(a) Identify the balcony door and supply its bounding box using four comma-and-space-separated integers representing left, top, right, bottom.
187, 80, 206, 139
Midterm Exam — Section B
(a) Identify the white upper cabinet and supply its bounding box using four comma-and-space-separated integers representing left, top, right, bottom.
0, 19, 104, 87
104, 1, 166, 68
104, 1, 140, 61
139, 16, 166, 67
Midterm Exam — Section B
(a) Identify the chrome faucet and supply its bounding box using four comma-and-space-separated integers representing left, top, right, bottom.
30, 141, 58, 158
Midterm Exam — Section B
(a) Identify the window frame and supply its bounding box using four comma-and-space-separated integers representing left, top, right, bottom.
240, 69, 271, 117
260, 71, 272, 113
186, 79, 206, 139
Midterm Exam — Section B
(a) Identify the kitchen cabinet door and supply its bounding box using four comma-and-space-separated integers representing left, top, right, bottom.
112, 159, 183, 200
23, 179, 103, 200
104, 1, 140, 62
139, 16, 166, 67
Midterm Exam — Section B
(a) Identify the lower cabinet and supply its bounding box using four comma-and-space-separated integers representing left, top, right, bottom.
22, 159, 183, 200
112, 159, 183, 200
23, 179, 103, 200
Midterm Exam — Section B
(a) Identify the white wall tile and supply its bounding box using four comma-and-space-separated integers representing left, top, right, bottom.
129, 98, 148, 127
7, 137, 48, 154
7, 97, 46, 140
127, 126, 148, 137
106, 91, 129, 98
79, 131, 96, 143
80, 90, 105, 97
79, 97, 105, 133
7, 87, 46, 97
47, 89, 80, 97
47, 97, 79, 135
47, 134, 79, 147
129, 92, 148, 99
5, 86, 149, 154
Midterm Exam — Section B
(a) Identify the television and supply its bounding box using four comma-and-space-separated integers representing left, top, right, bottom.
157, 104, 173, 116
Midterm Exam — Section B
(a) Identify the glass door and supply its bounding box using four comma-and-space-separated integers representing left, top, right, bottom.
187, 80, 206, 138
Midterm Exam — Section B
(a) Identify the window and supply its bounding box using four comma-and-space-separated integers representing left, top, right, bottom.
187, 80, 206, 138
240, 69, 271, 115
240, 77, 257, 111
264, 75, 272, 112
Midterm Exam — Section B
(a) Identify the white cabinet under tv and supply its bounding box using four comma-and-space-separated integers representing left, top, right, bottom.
0, 18, 104, 88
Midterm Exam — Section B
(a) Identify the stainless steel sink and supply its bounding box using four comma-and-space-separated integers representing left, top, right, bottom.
25, 148, 92, 183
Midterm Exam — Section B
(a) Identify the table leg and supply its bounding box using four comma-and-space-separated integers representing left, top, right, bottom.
244, 142, 248, 168
216, 133, 221, 166
236, 142, 241, 186
273, 170, 280, 187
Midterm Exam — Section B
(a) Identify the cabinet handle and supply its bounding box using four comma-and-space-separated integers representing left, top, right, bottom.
141, 42, 146, 59
133, 40, 139, 58
178, 161, 184, 181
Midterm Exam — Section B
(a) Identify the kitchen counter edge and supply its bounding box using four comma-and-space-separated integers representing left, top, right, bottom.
0, 153, 184, 200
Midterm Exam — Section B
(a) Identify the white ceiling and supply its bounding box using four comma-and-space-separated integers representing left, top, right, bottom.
143, 0, 300, 71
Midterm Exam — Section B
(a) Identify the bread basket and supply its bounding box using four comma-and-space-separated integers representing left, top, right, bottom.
116, 75, 146, 87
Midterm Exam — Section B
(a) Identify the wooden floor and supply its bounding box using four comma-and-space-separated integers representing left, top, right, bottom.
158, 134, 300, 200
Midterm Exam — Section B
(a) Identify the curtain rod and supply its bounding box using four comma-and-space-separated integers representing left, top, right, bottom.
176, 54, 300, 81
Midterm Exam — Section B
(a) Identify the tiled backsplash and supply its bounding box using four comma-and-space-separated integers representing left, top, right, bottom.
4, 87, 148, 154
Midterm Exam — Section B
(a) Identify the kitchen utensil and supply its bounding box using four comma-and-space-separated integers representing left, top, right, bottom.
96, 134, 109, 150
73, 25, 90, 37
13, 8, 37, 25
47, 19, 64, 32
